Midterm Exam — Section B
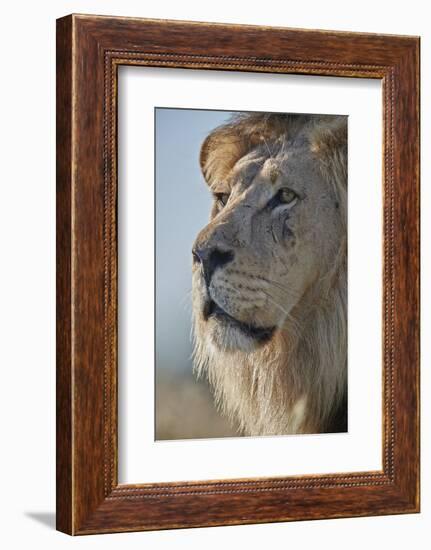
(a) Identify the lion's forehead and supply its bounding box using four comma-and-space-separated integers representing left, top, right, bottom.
228, 143, 318, 199
230, 152, 265, 187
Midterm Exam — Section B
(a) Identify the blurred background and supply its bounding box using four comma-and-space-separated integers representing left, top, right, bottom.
155, 107, 240, 439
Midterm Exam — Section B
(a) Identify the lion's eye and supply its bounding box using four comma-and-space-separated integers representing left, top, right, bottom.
214, 193, 230, 208
277, 188, 298, 205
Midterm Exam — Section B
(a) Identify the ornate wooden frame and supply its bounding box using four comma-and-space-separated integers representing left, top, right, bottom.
56, 14, 420, 535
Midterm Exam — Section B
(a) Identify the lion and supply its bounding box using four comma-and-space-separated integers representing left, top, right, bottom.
191, 112, 347, 436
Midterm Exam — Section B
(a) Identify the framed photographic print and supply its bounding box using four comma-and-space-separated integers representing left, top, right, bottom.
56, 14, 420, 535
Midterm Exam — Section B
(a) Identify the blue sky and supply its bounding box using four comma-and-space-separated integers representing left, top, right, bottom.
155, 108, 235, 375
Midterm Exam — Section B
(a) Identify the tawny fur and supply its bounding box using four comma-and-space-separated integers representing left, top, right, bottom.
192, 113, 347, 436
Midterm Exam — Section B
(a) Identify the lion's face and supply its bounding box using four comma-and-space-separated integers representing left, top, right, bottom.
192, 130, 344, 353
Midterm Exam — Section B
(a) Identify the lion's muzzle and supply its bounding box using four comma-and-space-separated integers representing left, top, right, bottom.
192, 245, 234, 288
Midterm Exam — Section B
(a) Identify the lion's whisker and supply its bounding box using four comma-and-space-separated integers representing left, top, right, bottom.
260, 290, 303, 336
261, 134, 274, 159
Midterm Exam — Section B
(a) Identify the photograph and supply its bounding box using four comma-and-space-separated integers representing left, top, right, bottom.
155, 108, 348, 439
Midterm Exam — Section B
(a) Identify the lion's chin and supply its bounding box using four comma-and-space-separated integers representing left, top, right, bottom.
204, 299, 275, 353
208, 321, 259, 352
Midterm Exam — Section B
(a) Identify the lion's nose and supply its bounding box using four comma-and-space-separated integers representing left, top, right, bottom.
192, 246, 234, 286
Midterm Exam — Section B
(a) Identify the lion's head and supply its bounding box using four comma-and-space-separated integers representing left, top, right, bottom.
192, 113, 347, 435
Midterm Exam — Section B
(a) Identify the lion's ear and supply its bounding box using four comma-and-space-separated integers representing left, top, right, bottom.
199, 127, 246, 188
329, 117, 347, 155
199, 133, 214, 183
311, 117, 347, 158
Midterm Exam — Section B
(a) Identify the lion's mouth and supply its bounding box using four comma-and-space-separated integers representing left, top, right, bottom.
203, 299, 275, 344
